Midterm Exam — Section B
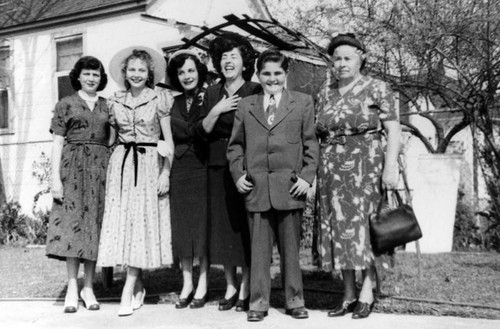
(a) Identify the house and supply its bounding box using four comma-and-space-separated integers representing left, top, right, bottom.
0, 0, 271, 214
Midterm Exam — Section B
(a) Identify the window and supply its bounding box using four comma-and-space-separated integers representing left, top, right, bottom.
0, 46, 11, 132
55, 35, 82, 100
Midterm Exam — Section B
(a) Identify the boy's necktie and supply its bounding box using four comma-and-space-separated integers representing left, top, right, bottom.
266, 95, 277, 126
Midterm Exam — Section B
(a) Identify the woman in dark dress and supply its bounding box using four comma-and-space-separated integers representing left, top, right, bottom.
46, 56, 111, 313
196, 32, 261, 311
166, 50, 209, 309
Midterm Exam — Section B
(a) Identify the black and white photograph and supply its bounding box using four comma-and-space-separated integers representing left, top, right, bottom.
0, 0, 499, 328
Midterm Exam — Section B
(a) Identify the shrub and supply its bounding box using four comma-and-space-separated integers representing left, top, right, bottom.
0, 200, 32, 246
477, 208, 500, 252
28, 210, 50, 245
453, 188, 500, 252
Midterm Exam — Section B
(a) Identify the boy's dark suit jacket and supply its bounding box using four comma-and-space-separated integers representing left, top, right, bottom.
227, 89, 319, 212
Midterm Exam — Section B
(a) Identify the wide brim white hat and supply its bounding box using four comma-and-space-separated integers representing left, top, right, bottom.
109, 46, 166, 89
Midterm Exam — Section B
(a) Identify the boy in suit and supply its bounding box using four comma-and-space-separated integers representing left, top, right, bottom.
227, 49, 319, 321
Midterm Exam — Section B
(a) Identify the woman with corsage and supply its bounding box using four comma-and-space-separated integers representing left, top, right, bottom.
97, 47, 174, 316
195, 32, 261, 311
47, 56, 110, 313
166, 49, 210, 309
315, 33, 401, 319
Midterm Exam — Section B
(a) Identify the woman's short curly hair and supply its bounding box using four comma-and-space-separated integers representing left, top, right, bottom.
121, 49, 156, 89
208, 32, 256, 82
69, 56, 108, 91
166, 53, 208, 92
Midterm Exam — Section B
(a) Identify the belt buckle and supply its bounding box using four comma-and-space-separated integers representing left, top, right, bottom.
327, 135, 346, 145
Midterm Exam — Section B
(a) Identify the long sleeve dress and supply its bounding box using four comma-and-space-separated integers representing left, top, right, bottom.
195, 81, 261, 267
315, 75, 399, 271
170, 91, 208, 259
46, 93, 110, 261
97, 88, 173, 269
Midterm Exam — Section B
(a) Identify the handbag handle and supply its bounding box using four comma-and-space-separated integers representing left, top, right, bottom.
377, 155, 410, 214
377, 189, 404, 214
391, 189, 404, 206
376, 188, 389, 215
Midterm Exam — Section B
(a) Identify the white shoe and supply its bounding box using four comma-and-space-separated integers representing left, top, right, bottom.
132, 289, 146, 310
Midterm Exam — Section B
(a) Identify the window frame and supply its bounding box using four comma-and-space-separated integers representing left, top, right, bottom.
0, 44, 13, 135
53, 34, 84, 101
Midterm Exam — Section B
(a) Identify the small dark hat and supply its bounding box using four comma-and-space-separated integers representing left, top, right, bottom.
327, 33, 366, 55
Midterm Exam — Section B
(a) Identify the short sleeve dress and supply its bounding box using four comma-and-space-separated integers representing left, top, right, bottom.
315, 75, 399, 271
46, 93, 110, 261
97, 88, 174, 269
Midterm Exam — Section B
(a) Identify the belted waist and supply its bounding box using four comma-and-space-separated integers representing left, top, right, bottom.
320, 127, 380, 146
120, 142, 157, 187
67, 139, 108, 147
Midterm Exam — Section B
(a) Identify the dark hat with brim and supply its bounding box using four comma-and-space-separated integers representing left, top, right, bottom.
327, 33, 366, 55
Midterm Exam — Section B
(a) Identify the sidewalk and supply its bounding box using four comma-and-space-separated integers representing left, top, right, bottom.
1, 300, 499, 329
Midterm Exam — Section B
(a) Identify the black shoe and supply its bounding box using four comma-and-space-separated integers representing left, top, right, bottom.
285, 306, 309, 319
175, 291, 194, 309
247, 310, 268, 322
352, 301, 374, 319
218, 292, 238, 311
235, 296, 250, 312
189, 293, 207, 309
327, 299, 357, 317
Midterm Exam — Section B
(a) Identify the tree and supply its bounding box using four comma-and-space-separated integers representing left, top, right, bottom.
266, 0, 500, 222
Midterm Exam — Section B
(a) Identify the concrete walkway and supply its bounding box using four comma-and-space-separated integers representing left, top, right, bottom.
1, 301, 499, 329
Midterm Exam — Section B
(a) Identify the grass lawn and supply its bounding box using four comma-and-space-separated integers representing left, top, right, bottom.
0, 246, 499, 319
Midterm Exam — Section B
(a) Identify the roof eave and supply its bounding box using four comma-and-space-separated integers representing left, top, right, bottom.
0, 0, 148, 39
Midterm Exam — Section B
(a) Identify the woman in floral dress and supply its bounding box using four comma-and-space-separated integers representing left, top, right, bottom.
46, 56, 110, 313
97, 47, 174, 316
315, 33, 401, 319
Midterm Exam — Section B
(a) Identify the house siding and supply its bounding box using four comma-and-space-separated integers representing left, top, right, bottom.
1, 13, 182, 214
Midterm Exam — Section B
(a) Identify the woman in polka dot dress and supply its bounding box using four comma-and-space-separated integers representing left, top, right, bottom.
97, 47, 174, 316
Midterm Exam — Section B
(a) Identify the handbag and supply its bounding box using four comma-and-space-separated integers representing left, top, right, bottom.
370, 189, 422, 254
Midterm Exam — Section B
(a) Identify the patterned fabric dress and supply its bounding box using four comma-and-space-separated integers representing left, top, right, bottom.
97, 88, 174, 269
46, 93, 110, 261
315, 75, 399, 271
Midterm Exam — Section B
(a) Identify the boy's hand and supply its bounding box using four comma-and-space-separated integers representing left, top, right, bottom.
236, 174, 254, 194
289, 176, 310, 198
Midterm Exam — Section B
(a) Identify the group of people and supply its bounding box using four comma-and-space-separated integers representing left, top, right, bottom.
45, 31, 401, 322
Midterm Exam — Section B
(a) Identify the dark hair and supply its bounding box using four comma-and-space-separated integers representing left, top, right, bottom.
328, 33, 367, 70
256, 49, 289, 73
69, 56, 108, 91
166, 53, 208, 92
122, 49, 155, 89
208, 32, 256, 82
